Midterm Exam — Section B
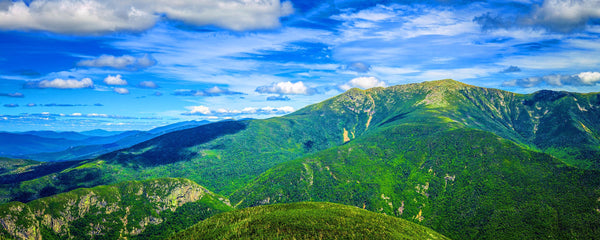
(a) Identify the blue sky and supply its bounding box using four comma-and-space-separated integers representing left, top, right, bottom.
1, 0, 600, 131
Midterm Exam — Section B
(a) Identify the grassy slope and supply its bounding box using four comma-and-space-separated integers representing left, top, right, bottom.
0, 178, 232, 240
170, 202, 450, 240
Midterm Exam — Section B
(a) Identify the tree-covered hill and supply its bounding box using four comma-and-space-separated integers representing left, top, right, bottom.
231, 122, 600, 239
169, 202, 450, 240
0, 178, 232, 240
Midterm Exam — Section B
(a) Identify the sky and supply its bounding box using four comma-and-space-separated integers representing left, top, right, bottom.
1, 0, 600, 132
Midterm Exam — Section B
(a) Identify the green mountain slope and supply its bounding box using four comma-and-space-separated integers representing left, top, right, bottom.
0, 178, 232, 240
232, 122, 600, 239
3, 80, 600, 203
2, 80, 600, 238
170, 202, 450, 240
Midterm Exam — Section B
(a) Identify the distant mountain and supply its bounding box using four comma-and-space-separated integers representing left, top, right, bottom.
80, 129, 127, 137
20, 130, 93, 140
170, 202, 450, 240
0, 178, 232, 240
0, 120, 210, 162
2, 79, 600, 239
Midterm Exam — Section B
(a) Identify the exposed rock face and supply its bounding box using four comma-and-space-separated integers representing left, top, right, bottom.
0, 178, 229, 240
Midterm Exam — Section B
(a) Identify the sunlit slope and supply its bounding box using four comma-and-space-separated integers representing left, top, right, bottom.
0, 178, 232, 240
232, 123, 600, 239
170, 202, 450, 240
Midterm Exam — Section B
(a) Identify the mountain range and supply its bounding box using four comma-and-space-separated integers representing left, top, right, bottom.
1, 79, 599, 239
0, 120, 209, 162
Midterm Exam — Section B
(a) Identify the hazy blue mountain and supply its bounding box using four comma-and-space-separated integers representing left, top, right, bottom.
0, 120, 210, 162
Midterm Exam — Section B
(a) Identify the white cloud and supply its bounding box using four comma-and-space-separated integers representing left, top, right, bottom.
339, 77, 386, 91
78, 54, 156, 70
27, 78, 94, 89
0, 0, 294, 34
0, 0, 156, 34
503, 71, 600, 87
255, 81, 314, 95
187, 105, 211, 115
577, 71, 600, 85
104, 74, 128, 85
114, 87, 130, 94
529, 0, 600, 32
184, 105, 294, 116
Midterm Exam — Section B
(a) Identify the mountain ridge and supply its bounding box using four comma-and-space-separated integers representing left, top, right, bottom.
1, 79, 600, 239
0, 178, 232, 240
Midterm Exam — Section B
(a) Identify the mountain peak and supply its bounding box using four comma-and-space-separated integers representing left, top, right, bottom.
421, 79, 471, 88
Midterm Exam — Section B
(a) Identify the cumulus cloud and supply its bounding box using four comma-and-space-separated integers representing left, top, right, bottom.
528, 0, 600, 33
24, 78, 94, 89
0, 92, 24, 98
577, 71, 600, 84
113, 87, 130, 94
339, 77, 387, 91
503, 71, 600, 87
474, 0, 600, 33
78, 54, 156, 70
266, 95, 291, 101
183, 105, 294, 116
104, 74, 128, 85
173, 87, 242, 97
255, 81, 314, 95
138, 81, 158, 89
187, 105, 211, 115
0, 0, 294, 34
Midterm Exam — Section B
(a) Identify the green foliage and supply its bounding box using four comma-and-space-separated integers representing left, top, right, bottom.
0, 178, 232, 240
170, 202, 450, 240
233, 123, 600, 240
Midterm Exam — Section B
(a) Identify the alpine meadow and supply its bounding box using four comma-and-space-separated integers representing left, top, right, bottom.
2, 0, 600, 239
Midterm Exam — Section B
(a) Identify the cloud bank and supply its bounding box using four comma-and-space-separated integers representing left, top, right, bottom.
474, 0, 600, 33
255, 81, 314, 95
173, 87, 242, 97
24, 78, 94, 89
503, 71, 600, 87
0, 0, 294, 34
184, 105, 294, 116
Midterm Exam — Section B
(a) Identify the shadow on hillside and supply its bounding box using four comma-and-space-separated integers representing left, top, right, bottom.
103, 120, 248, 167
0, 160, 84, 185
